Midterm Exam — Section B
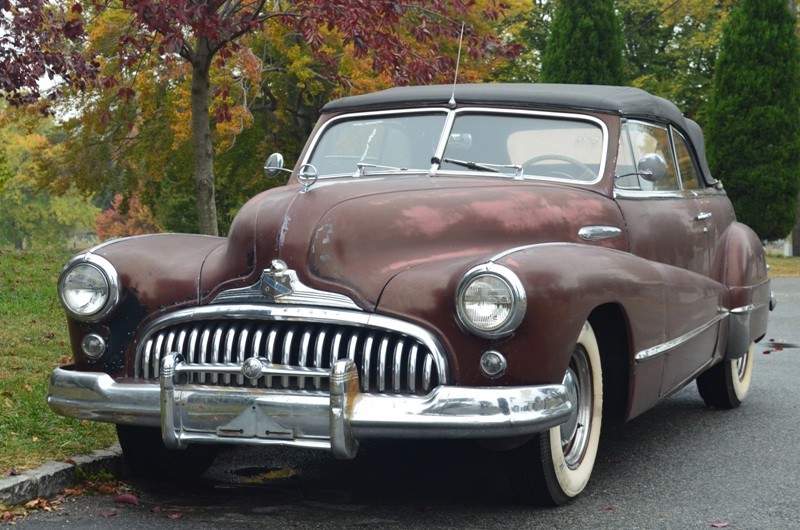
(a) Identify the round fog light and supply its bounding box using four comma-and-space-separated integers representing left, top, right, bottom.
480, 350, 507, 379
81, 333, 106, 359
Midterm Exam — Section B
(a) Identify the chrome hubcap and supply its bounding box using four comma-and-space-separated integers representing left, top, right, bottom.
560, 345, 593, 469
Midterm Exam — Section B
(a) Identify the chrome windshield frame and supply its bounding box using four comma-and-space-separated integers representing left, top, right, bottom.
303, 107, 609, 185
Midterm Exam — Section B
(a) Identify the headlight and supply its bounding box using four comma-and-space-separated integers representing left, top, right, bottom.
456, 263, 526, 339
58, 254, 120, 322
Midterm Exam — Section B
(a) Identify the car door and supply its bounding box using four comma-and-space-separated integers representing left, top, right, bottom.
614, 120, 722, 396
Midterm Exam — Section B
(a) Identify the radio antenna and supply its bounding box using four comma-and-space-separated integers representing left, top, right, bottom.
449, 22, 465, 109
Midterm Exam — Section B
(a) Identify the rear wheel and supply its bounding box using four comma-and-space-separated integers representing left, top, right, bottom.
508, 321, 603, 506
696, 342, 754, 409
116, 424, 219, 481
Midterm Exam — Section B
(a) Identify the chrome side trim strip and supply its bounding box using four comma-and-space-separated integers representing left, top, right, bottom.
578, 226, 622, 241
635, 312, 727, 362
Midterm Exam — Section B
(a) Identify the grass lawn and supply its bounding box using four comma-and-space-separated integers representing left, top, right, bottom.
0, 248, 116, 474
0, 248, 796, 474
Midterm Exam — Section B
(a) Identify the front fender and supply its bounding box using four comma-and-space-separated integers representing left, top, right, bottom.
378, 243, 723, 393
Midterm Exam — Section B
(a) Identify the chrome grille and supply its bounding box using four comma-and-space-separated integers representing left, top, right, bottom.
136, 314, 446, 395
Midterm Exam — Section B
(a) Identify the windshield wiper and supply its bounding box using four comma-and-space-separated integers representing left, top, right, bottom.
441, 157, 522, 177
355, 162, 407, 177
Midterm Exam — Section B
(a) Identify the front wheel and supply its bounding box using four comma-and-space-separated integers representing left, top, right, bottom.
116, 424, 220, 482
696, 342, 754, 409
508, 321, 603, 506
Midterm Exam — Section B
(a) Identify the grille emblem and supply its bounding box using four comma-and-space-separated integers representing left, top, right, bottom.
260, 260, 293, 299
242, 357, 264, 380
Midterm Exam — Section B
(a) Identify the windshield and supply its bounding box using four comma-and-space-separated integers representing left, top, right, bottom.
307, 112, 447, 176
307, 110, 605, 182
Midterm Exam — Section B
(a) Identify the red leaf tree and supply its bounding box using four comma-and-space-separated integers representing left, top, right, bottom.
90, 0, 511, 236
0, 1, 94, 106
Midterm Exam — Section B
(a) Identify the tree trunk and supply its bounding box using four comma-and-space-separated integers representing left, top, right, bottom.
190, 38, 219, 236
793, 193, 800, 256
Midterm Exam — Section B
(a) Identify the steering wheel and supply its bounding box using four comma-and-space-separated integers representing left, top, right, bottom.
522, 154, 596, 181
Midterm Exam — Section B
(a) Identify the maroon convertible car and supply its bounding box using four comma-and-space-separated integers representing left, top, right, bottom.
48, 84, 774, 505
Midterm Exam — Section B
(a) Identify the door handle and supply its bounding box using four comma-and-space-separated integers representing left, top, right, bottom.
695, 212, 712, 221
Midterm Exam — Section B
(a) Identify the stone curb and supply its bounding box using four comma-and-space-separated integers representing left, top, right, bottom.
0, 445, 123, 507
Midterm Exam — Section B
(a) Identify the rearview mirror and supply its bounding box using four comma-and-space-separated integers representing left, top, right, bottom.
637, 153, 668, 183
264, 153, 288, 178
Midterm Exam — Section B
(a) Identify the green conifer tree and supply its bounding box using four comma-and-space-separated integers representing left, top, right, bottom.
706, 0, 800, 241
540, 0, 625, 85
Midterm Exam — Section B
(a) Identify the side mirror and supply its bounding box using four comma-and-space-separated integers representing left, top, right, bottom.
636, 153, 668, 183
264, 152, 288, 178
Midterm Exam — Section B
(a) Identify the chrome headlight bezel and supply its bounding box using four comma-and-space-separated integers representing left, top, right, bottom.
455, 263, 527, 339
58, 253, 120, 323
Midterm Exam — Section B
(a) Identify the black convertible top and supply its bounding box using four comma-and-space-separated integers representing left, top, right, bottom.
322, 83, 716, 184
323, 83, 684, 122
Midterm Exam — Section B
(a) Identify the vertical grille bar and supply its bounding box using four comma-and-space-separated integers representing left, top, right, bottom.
251, 327, 264, 387
362, 334, 374, 392
298, 328, 312, 389
223, 326, 236, 384
423, 354, 433, 392
392, 341, 404, 393
408, 344, 418, 393
236, 325, 250, 385
313, 328, 327, 389
377, 336, 389, 392
281, 325, 296, 388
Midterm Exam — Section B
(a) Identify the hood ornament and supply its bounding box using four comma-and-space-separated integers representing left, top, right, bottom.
260, 260, 293, 299
210, 259, 361, 310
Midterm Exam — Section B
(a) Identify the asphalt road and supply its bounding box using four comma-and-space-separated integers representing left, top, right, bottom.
16, 277, 800, 528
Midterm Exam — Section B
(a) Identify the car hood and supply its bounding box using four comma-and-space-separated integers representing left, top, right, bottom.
199, 175, 626, 310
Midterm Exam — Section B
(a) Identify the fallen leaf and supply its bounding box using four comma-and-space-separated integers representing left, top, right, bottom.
166, 512, 182, 519
150, 506, 162, 513
64, 459, 77, 466
114, 493, 139, 506
710, 522, 730, 528
601, 505, 614, 511
101, 510, 118, 517
23, 383, 32, 392
98, 484, 117, 495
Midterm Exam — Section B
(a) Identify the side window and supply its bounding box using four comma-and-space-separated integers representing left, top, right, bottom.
672, 130, 702, 190
626, 122, 679, 191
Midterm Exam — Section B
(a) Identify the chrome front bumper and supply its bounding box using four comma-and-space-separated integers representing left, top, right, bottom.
48, 354, 572, 459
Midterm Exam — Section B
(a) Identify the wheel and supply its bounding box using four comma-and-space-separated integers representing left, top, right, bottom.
696, 342, 754, 409
116, 424, 219, 481
522, 154, 597, 180
507, 321, 603, 506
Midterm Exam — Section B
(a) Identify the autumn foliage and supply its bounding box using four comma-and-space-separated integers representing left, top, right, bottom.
0, 1, 94, 106
95, 194, 161, 241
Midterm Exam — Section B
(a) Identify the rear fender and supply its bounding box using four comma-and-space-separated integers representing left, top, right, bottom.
712, 222, 770, 359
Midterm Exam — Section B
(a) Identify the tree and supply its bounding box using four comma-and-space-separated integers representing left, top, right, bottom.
0, 1, 93, 106
86, 0, 510, 236
619, 0, 735, 123
0, 106, 98, 249
96, 193, 161, 241
540, 0, 625, 85
706, 0, 800, 241
489, 0, 555, 83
